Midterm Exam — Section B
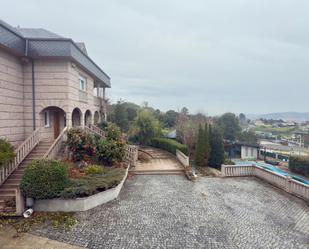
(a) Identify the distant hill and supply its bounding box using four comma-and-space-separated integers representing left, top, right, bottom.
246, 112, 309, 122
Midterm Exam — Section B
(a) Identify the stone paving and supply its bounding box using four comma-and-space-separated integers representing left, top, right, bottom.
33, 176, 309, 249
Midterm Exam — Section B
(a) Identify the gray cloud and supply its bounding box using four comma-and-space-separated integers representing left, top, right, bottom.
1, 0, 308, 115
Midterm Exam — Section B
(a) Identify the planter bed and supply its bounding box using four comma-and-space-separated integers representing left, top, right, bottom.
34, 166, 129, 212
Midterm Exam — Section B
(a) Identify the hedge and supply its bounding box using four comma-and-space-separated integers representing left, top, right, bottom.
20, 159, 69, 199
289, 156, 309, 177
150, 138, 188, 156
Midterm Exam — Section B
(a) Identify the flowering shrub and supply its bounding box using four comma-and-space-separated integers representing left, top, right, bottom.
66, 128, 96, 162
106, 122, 121, 141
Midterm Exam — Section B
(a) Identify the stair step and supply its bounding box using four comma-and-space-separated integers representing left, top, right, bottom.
1, 184, 19, 190
5, 179, 21, 185
15, 169, 26, 174
130, 170, 185, 175
9, 174, 23, 180
0, 193, 16, 200
0, 189, 15, 195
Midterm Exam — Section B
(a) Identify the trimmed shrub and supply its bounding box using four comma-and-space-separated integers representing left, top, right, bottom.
97, 139, 125, 165
150, 138, 188, 156
60, 168, 125, 199
20, 160, 69, 199
0, 139, 15, 168
289, 156, 309, 177
66, 128, 96, 162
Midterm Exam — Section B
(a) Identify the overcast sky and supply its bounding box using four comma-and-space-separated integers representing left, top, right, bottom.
1, 0, 309, 115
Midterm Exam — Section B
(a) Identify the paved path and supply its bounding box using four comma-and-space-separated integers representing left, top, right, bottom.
0, 225, 82, 249
33, 176, 309, 249
134, 147, 183, 171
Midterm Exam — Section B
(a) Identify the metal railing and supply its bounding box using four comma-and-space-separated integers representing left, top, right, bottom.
0, 128, 41, 187
44, 127, 68, 160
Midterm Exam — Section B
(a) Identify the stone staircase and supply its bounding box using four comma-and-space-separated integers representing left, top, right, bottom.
0, 140, 53, 214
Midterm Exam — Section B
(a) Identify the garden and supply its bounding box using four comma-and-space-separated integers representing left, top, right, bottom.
20, 123, 128, 202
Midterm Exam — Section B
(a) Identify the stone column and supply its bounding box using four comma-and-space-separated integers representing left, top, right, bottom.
66, 112, 72, 128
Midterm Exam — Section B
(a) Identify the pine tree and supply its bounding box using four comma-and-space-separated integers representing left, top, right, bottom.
194, 124, 205, 166
203, 123, 210, 166
208, 125, 224, 169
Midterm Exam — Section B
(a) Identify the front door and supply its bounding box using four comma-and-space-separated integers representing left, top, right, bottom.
54, 111, 60, 139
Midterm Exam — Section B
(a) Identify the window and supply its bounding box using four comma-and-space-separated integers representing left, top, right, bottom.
79, 75, 87, 92
44, 111, 50, 127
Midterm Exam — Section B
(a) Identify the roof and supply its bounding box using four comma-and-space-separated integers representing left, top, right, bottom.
0, 20, 110, 87
17, 28, 63, 39
76, 42, 88, 55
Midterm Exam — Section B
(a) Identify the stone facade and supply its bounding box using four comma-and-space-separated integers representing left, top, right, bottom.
0, 49, 25, 146
0, 48, 107, 147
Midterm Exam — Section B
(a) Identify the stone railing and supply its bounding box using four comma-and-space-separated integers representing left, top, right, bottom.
124, 145, 138, 167
44, 127, 68, 160
176, 149, 190, 168
221, 164, 254, 177
222, 164, 309, 202
0, 127, 41, 187
86, 124, 105, 138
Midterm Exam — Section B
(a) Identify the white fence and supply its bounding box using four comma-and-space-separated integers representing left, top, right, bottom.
176, 149, 190, 168
221, 164, 309, 202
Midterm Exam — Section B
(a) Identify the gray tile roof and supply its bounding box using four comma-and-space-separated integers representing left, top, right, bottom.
17, 28, 63, 39
0, 20, 110, 87
76, 42, 88, 55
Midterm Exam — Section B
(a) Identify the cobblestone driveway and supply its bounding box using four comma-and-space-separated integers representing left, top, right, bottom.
34, 176, 309, 249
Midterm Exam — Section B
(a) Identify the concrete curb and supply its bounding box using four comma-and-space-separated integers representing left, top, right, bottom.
34, 166, 129, 212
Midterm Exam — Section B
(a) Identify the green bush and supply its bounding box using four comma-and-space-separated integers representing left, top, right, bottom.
0, 139, 15, 168
66, 128, 96, 161
61, 168, 125, 198
97, 139, 125, 165
150, 138, 188, 156
20, 160, 69, 199
84, 165, 105, 175
289, 156, 309, 177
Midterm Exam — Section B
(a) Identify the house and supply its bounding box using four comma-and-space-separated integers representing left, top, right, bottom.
225, 141, 259, 160
0, 20, 110, 147
0, 20, 110, 215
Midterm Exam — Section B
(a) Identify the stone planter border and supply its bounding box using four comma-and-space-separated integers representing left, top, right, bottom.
34, 166, 129, 212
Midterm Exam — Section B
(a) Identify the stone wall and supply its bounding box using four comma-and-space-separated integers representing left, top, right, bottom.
0, 49, 25, 147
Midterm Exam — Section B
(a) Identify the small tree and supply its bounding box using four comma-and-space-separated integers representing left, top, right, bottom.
208, 126, 224, 169
194, 124, 205, 166
203, 123, 211, 166
114, 101, 129, 132
133, 109, 161, 145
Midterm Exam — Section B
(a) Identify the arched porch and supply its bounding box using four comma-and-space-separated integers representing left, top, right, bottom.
40, 106, 66, 140
84, 110, 92, 126
72, 108, 82, 127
